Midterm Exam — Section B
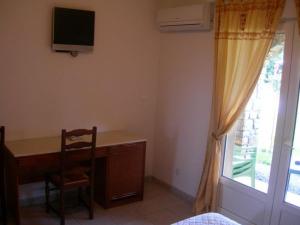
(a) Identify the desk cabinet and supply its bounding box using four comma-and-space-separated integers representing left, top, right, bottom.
95, 142, 146, 208
5, 131, 146, 225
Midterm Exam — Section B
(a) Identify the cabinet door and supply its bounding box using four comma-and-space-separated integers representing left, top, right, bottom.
107, 142, 145, 203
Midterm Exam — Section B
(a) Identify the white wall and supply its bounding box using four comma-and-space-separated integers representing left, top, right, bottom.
0, 0, 214, 202
0, 0, 160, 177
153, 31, 214, 197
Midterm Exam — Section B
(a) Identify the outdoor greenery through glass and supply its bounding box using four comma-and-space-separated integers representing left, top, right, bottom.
285, 88, 300, 207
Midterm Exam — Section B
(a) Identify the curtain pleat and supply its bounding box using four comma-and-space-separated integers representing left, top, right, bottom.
296, 0, 300, 33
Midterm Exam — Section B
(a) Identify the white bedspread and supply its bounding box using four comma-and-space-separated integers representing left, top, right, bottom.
172, 213, 241, 225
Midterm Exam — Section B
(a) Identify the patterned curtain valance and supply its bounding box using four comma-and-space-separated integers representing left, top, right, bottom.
215, 0, 285, 40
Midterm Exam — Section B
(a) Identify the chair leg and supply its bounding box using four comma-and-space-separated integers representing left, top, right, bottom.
78, 187, 82, 205
89, 185, 93, 220
45, 177, 50, 213
1, 197, 7, 225
60, 189, 65, 225
1, 164, 7, 224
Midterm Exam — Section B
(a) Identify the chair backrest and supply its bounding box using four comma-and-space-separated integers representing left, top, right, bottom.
60, 127, 97, 183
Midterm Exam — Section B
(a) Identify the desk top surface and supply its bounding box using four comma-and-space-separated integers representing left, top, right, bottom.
6, 130, 146, 158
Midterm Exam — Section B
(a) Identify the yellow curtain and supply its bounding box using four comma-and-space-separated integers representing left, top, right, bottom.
296, 0, 300, 33
195, 0, 285, 213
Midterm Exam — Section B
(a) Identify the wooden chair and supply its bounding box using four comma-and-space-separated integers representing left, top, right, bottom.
232, 146, 257, 187
0, 126, 7, 225
45, 127, 97, 225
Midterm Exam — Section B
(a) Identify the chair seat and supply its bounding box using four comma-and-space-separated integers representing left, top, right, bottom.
49, 168, 90, 189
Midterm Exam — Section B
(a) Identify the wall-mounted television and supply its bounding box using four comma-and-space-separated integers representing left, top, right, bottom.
52, 7, 95, 53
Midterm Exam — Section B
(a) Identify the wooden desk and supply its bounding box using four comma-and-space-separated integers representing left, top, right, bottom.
5, 131, 146, 225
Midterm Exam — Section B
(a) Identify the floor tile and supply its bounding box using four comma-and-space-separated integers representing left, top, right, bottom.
142, 209, 179, 225
20, 205, 79, 225
18, 181, 194, 225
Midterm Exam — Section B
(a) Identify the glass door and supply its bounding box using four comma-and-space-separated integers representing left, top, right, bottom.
219, 21, 297, 225
270, 21, 300, 225
285, 102, 300, 208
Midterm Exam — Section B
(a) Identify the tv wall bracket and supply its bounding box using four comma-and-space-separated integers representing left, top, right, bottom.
70, 51, 78, 57
55, 50, 79, 57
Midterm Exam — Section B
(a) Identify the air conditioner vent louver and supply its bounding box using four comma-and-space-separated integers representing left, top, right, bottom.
157, 4, 211, 32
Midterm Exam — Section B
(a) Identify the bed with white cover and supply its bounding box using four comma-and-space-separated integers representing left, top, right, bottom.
172, 213, 240, 225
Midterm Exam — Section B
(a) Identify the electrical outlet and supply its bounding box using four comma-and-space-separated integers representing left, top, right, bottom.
175, 168, 180, 176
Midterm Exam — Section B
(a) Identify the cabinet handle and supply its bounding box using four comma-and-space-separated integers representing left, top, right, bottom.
111, 192, 137, 201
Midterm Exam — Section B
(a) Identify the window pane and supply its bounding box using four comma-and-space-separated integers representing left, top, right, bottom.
285, 89, 300, 207
223, 34, 285, 193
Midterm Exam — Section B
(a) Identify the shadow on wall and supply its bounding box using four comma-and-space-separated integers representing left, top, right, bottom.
154, 129, 178, 184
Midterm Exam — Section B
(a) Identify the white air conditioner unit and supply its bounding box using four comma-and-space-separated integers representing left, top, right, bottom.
157, 4, 211, 32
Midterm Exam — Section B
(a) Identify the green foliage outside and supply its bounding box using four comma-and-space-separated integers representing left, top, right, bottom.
263, 34, 285, 92
256, 148, 300, 166
256, 150, 272, 165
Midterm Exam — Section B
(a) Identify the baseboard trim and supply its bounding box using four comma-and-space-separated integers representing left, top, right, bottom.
20, 196, 44, 207
20, 189, 79, 207
21, 176, 195, 207
147, 176, 195, 204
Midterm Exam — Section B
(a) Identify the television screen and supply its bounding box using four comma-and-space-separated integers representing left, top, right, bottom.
52, 7, 95, 52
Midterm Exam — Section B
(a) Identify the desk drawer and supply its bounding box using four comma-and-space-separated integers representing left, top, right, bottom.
18, 154, 59, 183
17, 147, 108, 184
108, 142, 145, 155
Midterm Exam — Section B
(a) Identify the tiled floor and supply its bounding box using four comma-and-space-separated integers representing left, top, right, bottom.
16, 180, 194, 225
